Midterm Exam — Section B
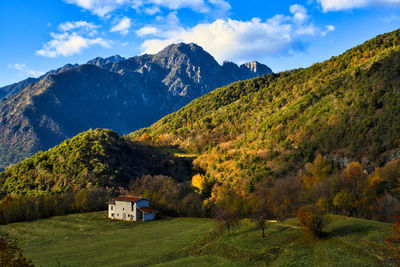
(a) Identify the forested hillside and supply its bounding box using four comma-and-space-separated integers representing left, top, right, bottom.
131, 28, 400, 191
128, 29, 400, 221
2, 29, 400, 225
0, 129, 194, 196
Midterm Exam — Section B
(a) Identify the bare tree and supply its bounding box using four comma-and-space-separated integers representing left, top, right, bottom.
215, 208, 239, 236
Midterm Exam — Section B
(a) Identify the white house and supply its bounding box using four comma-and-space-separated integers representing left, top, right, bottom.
107, 196, 158, 222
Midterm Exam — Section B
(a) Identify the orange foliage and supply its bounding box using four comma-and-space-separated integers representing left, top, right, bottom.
140, 133, 152, 143
297, 206, 326, 238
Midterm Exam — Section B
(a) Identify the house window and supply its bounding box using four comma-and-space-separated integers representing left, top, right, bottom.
111, 206, 113, 210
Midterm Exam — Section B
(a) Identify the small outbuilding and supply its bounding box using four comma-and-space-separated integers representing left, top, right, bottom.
107, 196, 158, 222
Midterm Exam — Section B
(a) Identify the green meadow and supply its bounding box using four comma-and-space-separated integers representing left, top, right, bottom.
0, 212, 396, 266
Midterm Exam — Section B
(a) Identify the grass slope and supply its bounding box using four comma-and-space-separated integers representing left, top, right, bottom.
0, 212, 396, 266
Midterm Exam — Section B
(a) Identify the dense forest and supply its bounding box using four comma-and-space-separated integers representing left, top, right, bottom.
1, 29, 400, 224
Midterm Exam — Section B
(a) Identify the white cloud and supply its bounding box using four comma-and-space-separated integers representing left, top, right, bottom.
143, 0, 208, 12
8, 63, 26, 70
59, 21, 99, 32
8, 64, 44, 78
290, 4, 308, 24
36, 21, 111, 58
322, 25, 335, 36
318, 0, 400, 11
208, 0, 231, 13
143, 5, 161, 15
28, 70, 45, 77
136, 26, 158, 36
110, 17, 131, 35
37, 32, 111, 58
139, 5, 333, 63
63, 0, 230, 16
63, 0, 131, 17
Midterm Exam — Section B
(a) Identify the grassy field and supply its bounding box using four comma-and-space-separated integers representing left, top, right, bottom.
0, 212, 397, 266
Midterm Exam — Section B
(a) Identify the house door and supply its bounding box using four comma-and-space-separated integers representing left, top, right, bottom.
123, 213, 126, 220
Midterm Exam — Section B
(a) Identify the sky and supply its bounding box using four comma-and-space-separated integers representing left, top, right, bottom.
1, 0, 400, 87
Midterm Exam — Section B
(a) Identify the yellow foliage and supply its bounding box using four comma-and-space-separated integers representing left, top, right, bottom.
191, 173, 204, 191
302, 154, 332, 188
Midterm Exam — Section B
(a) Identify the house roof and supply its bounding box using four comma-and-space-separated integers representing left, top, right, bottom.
114, 196, 143, 202
111, 196, 150, 203
138, 207, 158, 213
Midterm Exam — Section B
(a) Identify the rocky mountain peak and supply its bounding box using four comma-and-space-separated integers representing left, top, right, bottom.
240, 61, 272, 79
87, 55, 126, 68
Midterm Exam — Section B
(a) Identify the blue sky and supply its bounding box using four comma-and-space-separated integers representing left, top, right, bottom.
1, 0, 400, 86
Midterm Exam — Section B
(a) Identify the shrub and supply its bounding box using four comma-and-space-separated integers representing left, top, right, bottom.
0, 233, 33, 266
297, 206, 326, 238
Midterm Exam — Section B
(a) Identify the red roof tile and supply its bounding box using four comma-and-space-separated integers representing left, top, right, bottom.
138, 207, 158, 213
113, 196, 144, 202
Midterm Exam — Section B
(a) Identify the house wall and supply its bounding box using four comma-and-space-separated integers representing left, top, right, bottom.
135, 199, 149, 220
135, 199, 149, 208
113, 200, 136, 221
108, 204, 116, 219
143, 212, 156, 221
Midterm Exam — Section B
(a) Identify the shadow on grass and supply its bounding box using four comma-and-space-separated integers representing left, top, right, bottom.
328, 223, 377, 237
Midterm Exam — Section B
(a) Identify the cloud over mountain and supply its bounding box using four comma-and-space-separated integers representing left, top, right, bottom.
139, 5, 334, 63
36, 21, 111, 58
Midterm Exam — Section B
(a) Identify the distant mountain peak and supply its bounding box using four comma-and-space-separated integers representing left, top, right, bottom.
87, 55, 126, 68
156, 42, 206, 57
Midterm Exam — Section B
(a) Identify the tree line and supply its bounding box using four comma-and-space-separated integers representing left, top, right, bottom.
0, 188, 110, 224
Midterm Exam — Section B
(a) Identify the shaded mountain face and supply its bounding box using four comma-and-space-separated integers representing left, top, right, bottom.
0, 57, 126, 101
0, 43, 271, 168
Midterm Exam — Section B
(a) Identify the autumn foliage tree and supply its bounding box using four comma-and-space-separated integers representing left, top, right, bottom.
342, 162, 367, 197
297, 206, 327, 238
0, 233, 33, 267
140, 133, 153, 143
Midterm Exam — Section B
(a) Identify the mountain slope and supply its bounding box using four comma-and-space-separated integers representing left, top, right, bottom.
131, 29, 400, 191
0, 56, 126, 101
0, 43, 271, 168
0, 128, 195, 195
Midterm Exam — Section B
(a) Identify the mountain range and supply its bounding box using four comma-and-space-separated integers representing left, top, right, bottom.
0, 43, 271, 168
2, 29, 400, 199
